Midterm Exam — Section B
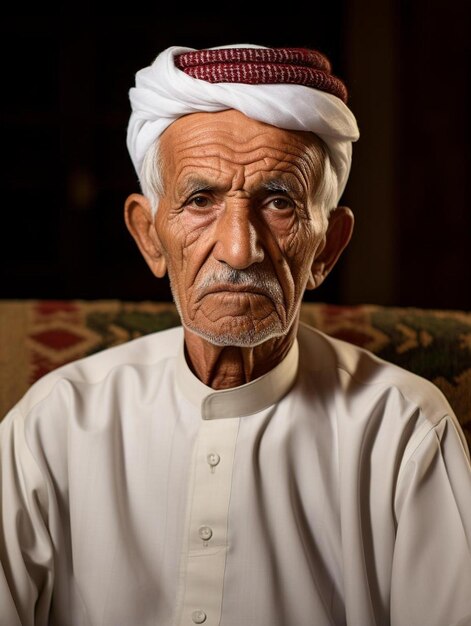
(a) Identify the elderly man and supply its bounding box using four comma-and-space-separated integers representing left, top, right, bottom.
1, 45, 470, 626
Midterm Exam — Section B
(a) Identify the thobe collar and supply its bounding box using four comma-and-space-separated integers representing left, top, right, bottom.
176, 336, 299, 420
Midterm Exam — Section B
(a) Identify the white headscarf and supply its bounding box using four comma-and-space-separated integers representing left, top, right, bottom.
127, 44, 359, 203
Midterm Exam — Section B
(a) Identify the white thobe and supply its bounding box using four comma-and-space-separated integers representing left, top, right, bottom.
1, 322, 470, 626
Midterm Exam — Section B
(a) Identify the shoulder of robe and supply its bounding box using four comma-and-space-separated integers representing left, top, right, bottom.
297, 321, 455, 425
8, 325, 183, 421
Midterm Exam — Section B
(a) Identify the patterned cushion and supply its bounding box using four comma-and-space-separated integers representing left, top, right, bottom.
1, 300, 469, 450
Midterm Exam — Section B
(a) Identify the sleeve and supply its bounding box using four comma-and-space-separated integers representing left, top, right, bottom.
0, 409, 54, 626
391, 414, 471, 626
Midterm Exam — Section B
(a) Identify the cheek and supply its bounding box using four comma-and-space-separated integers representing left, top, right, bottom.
283, 219, 305, 256
277, 216, 325, 287
162, 217, 215, 294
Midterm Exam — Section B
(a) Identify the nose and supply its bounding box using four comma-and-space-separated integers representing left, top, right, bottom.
213, 204, 264, 269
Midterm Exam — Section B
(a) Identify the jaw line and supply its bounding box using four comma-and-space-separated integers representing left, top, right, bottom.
180, 317, 288, 348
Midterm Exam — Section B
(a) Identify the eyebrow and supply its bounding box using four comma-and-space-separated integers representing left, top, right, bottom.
177, 175, 302, 199
178, 177, 219, 198
261, 178, 298, 195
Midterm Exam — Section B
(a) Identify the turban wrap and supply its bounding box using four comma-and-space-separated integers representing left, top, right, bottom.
127, 44, 359, 204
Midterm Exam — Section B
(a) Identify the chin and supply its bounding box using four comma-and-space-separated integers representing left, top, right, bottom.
171, 287, 296, 347
181, 318, 289, 348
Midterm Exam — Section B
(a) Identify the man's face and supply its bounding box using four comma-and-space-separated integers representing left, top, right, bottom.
154, 109, 329, 347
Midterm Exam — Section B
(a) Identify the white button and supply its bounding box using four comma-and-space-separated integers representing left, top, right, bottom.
207, 452, 220, 467
199, 525, 213, 541
192, 609, 207, 623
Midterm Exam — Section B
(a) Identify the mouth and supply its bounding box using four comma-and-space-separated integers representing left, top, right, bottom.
197, 284, 271, 301
206, 283, 268, 293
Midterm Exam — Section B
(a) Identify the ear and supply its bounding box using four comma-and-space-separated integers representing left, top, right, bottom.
124, 193, 167, 278
306, 206, 354, 290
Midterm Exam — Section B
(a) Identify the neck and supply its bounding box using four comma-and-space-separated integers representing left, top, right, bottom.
183, 315, 300, 390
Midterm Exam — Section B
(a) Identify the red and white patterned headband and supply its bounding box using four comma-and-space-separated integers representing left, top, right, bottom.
174, 47, 348, 103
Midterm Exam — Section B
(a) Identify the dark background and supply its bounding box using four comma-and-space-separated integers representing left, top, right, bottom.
1, 3, 470, 309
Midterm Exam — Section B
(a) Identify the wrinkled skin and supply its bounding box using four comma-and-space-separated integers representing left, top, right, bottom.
125, 110, 353, 388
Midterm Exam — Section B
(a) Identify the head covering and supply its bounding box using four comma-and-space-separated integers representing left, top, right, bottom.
127, 44, 359, 203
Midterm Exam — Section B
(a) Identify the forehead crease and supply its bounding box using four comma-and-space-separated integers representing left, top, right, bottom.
168, 127, 320, 188
176, 151, 309, 174
189, 137, 308, 153
173, 145, 315, 174
172, 125, 312, 155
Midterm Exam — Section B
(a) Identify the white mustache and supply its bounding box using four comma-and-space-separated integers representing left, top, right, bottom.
197, 267, 283, 301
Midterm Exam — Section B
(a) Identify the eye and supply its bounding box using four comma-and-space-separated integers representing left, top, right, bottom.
187, 194, 212, 209
265, 197, 294, 211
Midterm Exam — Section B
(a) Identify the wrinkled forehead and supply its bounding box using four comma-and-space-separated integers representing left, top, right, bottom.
159, 109, 325, 187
